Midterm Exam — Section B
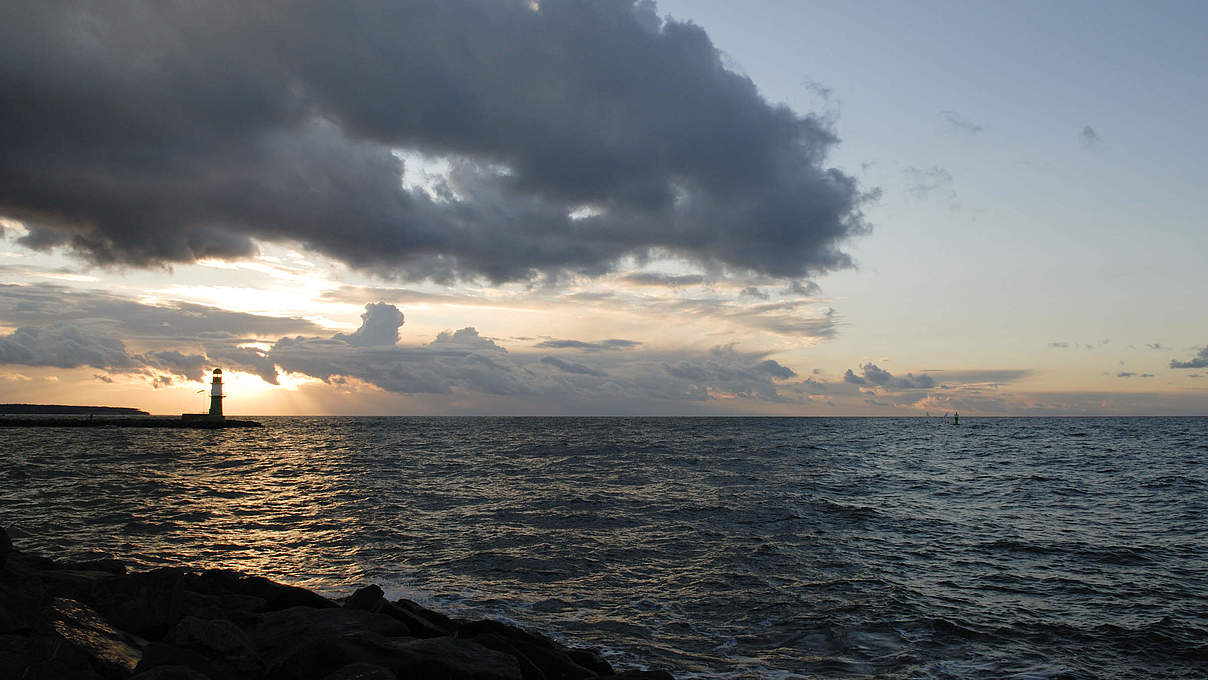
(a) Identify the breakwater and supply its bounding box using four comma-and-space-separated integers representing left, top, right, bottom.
0, 527, 672, 680
0, 416, 261, 429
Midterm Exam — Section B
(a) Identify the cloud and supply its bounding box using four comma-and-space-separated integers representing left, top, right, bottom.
903, 166, 954, 198
534, 339, 641, 351
0, 283, 323, 340
1048, 341, 1070, 348
844, 363, 935, 389
0, 323, 138, 371
540, 356, 607, 377
783, 280, 821, 297
0, 1, 870, 283
1170, 346, 1208, 369
1117, 372, 1136, 378
1081, 125, 1102, 148
938, 110, 983, 134
333, 302, 405, 347
739, 286, 769, 300
618, 273, 709, 288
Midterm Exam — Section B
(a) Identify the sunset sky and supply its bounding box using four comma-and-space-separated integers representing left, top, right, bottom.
2, 0, 1206, 415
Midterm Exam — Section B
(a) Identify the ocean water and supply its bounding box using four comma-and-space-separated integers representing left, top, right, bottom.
2, 416, 1206, 678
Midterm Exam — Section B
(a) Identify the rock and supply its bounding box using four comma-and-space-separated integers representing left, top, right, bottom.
466, 632, 548, 680
129, 664, 214, 680
167, 616, 256, 658
602, 672, 675, 680
0, 527, 11, 567
278, 635, 523, 680
32, 597, 142, 679
0, 633, 36, 679
567, 649, 613, 676
321, 662, 398, 680
239, 575, 338, 612
394, 598, 457, 632
376, 600, 450, 638
457, 619, 555, 649
344, 585, 385, 611
58, 558, 127, 575
133, 642, 242, 680
248, 606, 411, 671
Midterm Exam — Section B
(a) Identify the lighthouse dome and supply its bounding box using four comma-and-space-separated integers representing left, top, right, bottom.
213, 368, 222, 375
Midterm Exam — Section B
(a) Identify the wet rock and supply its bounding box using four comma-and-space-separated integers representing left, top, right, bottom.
603, 672, 675, 680
457, 619, 555, 649
239, 575, 338, 612
377, 600, 450, 639
58, 558, 127, 575
0, 633, 36, 679
394, 598, 457, 632
32, 597, 142, 679
321, 662, 397, 680
344, 585, 385, 611
567, 649, 613, 676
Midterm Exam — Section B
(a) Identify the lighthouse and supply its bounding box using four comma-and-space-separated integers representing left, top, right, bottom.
209, 368, 224, 417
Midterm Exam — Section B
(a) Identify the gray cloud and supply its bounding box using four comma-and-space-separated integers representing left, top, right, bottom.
0, 323, 137, 371
534, 339, 641, 351
938, 110, 983, 134
1, 1, 870, 283
619, 273, 709, 288
1170, 346, 1208, 369
739, 286, 769, 300
1081, 125, 1102, 147
541, 356, 607, 377
844, 363, 935, 389
0, 284, 322, 340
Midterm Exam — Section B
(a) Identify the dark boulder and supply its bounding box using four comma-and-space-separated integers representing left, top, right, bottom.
32, 597, 142, 679
603, 673, 675, 680
248, 606, 411, 672
320, 662, 397, 680
0, 527, 11, 568
343, 585, 385, 612
567, 649, 613, 676
129, 664, 214, 680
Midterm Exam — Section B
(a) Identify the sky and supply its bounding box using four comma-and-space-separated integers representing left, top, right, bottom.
1, 0, 1206, 416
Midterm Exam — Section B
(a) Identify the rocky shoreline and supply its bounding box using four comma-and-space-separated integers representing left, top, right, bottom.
0, 528, 674, 680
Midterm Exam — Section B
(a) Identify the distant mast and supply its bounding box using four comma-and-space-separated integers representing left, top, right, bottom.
209, 368, 223, 417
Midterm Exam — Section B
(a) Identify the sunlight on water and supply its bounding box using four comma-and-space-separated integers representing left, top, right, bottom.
3, 417, 1206, 679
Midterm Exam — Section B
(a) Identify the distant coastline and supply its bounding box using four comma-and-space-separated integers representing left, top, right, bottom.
0, 404, 150, 415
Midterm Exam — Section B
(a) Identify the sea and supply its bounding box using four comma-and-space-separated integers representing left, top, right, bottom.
2, 417, 1206, 679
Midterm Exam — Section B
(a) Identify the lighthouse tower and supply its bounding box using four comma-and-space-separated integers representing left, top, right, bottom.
208, 368, 224, 417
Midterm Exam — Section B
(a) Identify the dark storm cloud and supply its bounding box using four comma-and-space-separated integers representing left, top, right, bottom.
1, 0, 870, 283
535, 339, 641, 351
938, 111, 983, 134
740, 286, 769, 300
1081, 125, 1102, 147
1170, 346, 1208, 369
